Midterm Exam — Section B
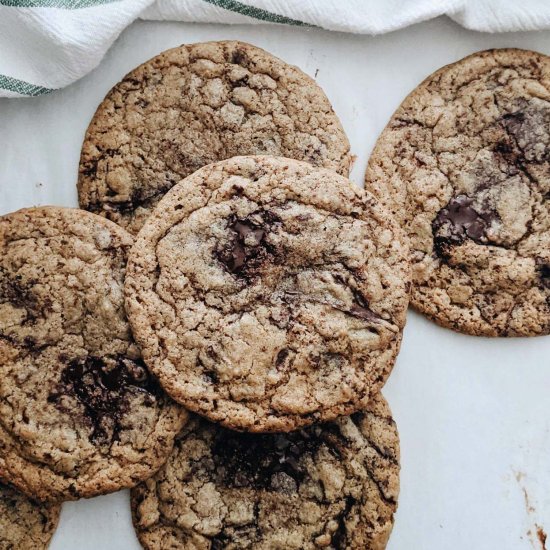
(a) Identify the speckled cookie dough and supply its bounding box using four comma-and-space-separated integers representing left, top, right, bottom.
78, 40, 352, 234
366, 48, 550, 336
125, 156, 410, 432
0, 207, 187, 502
131, 393, 399, 550
0, 482, 60, 550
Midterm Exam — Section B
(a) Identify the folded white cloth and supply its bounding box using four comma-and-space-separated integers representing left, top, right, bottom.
1, 0, 549, 98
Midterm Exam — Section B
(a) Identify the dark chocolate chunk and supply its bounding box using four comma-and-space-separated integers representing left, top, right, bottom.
232, 75, 249, 88
210, 533, 230, 550
98, 184, 171, 215
216, 211, 280, 277
210, 526, 259, 549
230, 48, 248, 65
494, 140, 516, 158
432, 195, 497, 257
275, 348, 290, 368
502, 110, 526, 131
80, 161, 98, 179
203, 370, 219, 384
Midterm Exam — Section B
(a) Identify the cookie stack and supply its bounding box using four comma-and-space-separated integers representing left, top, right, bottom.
0, 41, 548, 550
0, 41, 407, 550
123, 155, 407, 548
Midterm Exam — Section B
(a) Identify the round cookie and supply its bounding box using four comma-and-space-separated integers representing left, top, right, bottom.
125, 156, 409, 432
0, 207, 187, 502
131, 393, 399, 550
0, 481, 60, 550
365, 48, 550, 336
78, 40, 352, 235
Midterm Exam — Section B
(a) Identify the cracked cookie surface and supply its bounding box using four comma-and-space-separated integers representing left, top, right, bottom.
78, 40, 351, 235
131, 393, 399, 550
125, 156, 409, 432
0, 482, 60, 550
365, 48, 550, 336
0, 207, 187, 502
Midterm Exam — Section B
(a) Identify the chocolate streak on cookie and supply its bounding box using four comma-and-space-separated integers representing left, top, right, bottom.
432, 195, 497, 258
349, 288, 381, 322
0, 270, 50, 324
48, 356, 158, 443
536, 260, 550, 289
333, 274, 382, 323
203, 422, 364, 548
331, 496, 357, 548
210, 424, 342, 492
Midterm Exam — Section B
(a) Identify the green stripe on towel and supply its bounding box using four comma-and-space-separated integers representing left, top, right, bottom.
202, 0, 313, 27
0, 75, 53, 97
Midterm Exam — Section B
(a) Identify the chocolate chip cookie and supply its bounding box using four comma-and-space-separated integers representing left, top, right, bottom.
125, 156, 409, 432
0, 481, 60, 549
131, 393, 399, 550
366, 48, 550, 336
78, 40, 351, 234
0, 207, 187, 502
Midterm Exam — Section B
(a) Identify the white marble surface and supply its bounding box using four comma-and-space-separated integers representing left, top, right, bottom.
1, 15, 549, 550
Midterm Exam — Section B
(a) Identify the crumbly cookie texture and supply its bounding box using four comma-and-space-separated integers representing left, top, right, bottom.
131, 393, 399, 550
366, 48, 550, 337
0, 482, 60, 550
78, 40, 352, 234
125, 156, 409, 432
0, 207, 187, 502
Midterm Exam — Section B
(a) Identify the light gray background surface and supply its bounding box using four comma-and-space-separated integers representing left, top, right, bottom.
0, 15, 549, 550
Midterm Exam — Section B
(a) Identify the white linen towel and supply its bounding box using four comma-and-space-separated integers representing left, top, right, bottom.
1, 0, 550, 98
